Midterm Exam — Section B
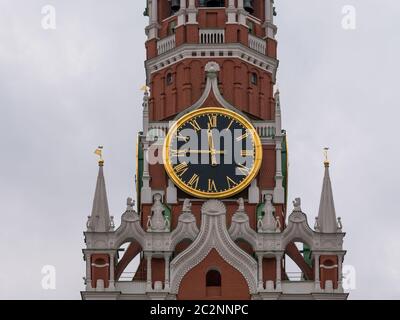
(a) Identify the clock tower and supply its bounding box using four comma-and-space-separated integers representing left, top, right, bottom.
82, 0, 348, 300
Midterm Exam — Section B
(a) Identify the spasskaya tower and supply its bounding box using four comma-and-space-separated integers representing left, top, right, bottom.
82, 1, 348, 300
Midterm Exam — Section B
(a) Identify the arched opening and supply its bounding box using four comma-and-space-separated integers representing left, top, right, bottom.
206, 270, 221, 287
115, 241, 144, 281
284, 242, 313, 281
166, 72, 173, 86
320, 257, 338, 289
250, 72, 258, 86
91, 254, 110, 289
206, 269, 222, 297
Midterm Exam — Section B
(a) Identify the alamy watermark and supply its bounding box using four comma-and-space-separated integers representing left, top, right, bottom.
41, 265, 56, 290
342, 5, 357, 30
41, 5, 56, 30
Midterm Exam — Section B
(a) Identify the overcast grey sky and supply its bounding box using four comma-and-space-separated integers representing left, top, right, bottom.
0, 0, 399, 300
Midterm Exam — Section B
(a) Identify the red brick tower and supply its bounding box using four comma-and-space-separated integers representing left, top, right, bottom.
82, 1, 348, 300
142, 0, 283, 300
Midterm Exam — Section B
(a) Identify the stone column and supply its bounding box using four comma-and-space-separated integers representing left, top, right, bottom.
257, 254, 264, 290
273, 139, 285, 204
164, 254, 171, 290
337, 254, 343, 292
147, 0, 159, 40
237, 0, 247, 25
146, 253, 152, 291
141, 142, 152, 204
150, 0, 158, 23
109, 252, 115, 289
264, 0, 277, 39
265, 0, 272, 22
178, 0, 187, 26
187, 0, 198, 24
275, 254, 282, 291
227, 0, 237, 24
314, 254, 321, 291
86, 253, 92, 290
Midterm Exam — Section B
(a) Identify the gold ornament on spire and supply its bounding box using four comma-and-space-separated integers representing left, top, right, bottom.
94, 146, 104, 166
140, 85, 150, 94
323, 147, 330, 167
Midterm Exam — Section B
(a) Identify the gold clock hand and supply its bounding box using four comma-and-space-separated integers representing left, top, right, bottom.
207, 129, 218, 166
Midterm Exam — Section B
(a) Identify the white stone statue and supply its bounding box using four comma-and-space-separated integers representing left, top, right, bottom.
258, 194, 280, 233
237, 198, 245, 212
337, 217, 343, 231
314, 217, 321, 232
293, 198, 302, 212
127, 197, 135, 209
182, 199, 192, 212
147, 194, 169, 232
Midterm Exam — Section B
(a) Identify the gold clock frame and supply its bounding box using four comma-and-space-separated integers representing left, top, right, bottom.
163, 107, 263, 199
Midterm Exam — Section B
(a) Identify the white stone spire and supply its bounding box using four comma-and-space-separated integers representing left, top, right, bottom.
317, 159, 338, 233
87, 161, 111, 232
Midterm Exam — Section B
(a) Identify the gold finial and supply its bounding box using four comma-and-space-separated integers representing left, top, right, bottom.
323, 147, 330, 167
140, 85, 150, 94
94, 146, 104, 166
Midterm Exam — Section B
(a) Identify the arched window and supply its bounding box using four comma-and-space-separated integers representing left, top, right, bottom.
206, 270, 221, 287
166, 73, 173, 85
251, 72, 258, 85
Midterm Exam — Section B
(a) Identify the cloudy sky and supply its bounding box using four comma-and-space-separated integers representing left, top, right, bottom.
0, 0, 399, 300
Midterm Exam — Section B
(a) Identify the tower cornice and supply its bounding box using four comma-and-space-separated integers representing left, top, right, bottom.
145, 43, 279, 82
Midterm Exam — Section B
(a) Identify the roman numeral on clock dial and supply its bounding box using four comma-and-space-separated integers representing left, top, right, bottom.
174, 162, 188, 177
208, 179, 218, 192
226, 176, 238, 189
188, 174, 200, 189
208, 115, 217, 128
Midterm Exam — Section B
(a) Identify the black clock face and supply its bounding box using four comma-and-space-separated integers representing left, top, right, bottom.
164, 108, 262, 199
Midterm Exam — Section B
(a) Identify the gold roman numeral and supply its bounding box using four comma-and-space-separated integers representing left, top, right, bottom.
174, 162, 188, 177
188, 174, 200, 189
189, 120, 201, 132
208, 115, 217, 128
241, 150, 254, 157
226, 119, 234, 131
208, 179, 218, 192
236, 130, 250, 142
237, 164, 251, 176
227, 176, 238, 189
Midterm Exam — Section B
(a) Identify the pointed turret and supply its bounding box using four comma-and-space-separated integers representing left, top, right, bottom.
317, 150, 339, 233
87, 157, 111, 232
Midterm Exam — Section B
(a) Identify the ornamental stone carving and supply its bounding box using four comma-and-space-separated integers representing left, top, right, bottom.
147, 194, 170, 232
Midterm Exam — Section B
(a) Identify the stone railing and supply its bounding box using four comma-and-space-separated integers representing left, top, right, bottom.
249, 34, 266, 55
253, 122, 276, 138
115, 281, 146, 294
199, 29, 225, 44
157, 35, 176, 55
147, 122, 170, 141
